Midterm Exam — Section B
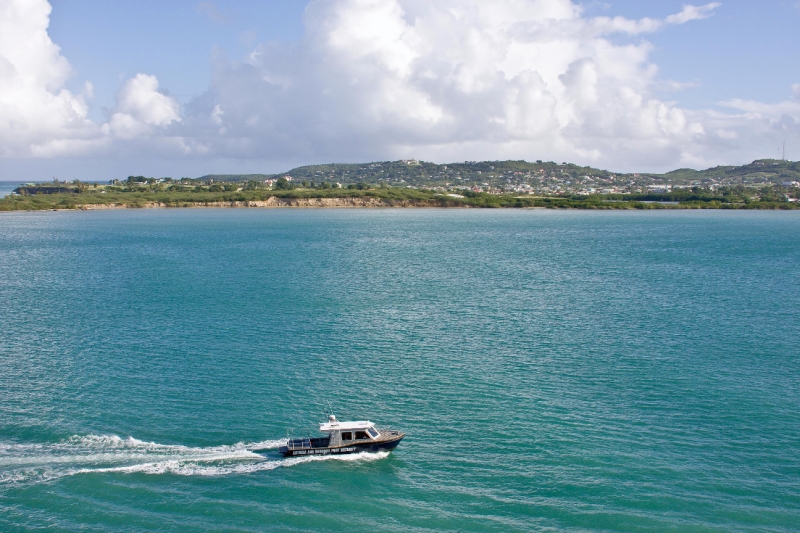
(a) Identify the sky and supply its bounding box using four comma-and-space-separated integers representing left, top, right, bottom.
1, 0, 799, 181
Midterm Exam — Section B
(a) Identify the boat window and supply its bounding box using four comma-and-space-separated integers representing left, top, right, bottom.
367, 428, 379, 438
354, 431, 368, 440
341, 432, 352, 441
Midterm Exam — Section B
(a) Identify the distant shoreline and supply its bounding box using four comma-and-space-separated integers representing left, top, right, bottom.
3, 181, 799, 211
59, 198, 455, 210
3, 197, 799, 212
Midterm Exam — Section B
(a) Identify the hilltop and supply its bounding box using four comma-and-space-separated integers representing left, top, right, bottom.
200, 158, 800, 195
3, 158, 798, 212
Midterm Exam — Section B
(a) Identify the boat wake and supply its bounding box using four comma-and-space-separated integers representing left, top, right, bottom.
0, 435, 389, 485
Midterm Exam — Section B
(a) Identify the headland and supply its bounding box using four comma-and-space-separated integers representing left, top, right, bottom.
2, 158, 799, 211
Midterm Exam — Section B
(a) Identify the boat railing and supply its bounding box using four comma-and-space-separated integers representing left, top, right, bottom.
286, 437, 312, 450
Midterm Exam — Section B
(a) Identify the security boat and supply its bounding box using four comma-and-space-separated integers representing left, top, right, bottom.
278, 415, 404, 457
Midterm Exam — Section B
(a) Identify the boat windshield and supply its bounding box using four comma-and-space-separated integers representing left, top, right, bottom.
367, 427, 379, 438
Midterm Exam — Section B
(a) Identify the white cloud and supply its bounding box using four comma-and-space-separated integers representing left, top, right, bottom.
665, 3, 721, 25
104, 73, 181, 139
83, 80, 94, 99
719, 97, 800, 117
115, 74, 180, 127
0, 0, 797, 172
585, 2, 720, 36
0, 0, 98, 156
705, 90, 800, 160
188, 0, 722, 168
653, 79, 701, 92
0, 0, 181, 157
211, 104, 223, 124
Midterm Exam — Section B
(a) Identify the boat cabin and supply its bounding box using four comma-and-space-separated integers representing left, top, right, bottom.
319, 416, 381, 446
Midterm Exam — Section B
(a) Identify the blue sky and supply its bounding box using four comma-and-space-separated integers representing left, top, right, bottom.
2, 0, 799, 180
587, 1, 800, 108
48, 1, 800, 113
48, 1, 307, 121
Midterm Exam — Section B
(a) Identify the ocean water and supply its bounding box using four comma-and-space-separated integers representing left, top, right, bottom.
0, 209, 798, 532
0, 181, 23, 198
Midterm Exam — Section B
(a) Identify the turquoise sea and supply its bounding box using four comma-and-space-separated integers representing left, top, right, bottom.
1, 209, 799, 532
0, 181, 23, 198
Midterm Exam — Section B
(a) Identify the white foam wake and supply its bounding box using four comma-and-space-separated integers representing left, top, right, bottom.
0, 434, 388, 485
83, 450, 390, 477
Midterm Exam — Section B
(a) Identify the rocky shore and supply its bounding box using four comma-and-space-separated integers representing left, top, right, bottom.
73, 197, 454, 210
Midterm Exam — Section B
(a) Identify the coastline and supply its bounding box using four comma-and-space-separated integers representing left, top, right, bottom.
3, 158, 799, 212
71, 197, 451, 209
14, 200, 800, 212
3, 193, 798, 212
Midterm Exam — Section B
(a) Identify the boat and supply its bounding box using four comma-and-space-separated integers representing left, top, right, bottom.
277, 415, 404, 457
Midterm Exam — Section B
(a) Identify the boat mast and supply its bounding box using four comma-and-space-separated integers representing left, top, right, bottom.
324, 402, 342, 447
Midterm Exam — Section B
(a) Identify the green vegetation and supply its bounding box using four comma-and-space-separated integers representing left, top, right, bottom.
202, 159, 625, 190
652, 160, 800, 185
3, 160, 799, 211
2, 183, 797, 211
200, 158, 800, 191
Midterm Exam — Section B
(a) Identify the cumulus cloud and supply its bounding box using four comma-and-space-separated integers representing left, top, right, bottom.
187, 0, 723, 168
0, 0, 99, 156
0, 0, 181, 157
115, 74, 181, 126
704, 89, 800, 160
1, 0, 798, 171
104, 74, 181, 139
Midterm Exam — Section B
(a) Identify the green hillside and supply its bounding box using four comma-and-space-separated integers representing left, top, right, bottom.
201, 158, 800, 191
5, 158, 797, 212
649, 159, 800, 185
